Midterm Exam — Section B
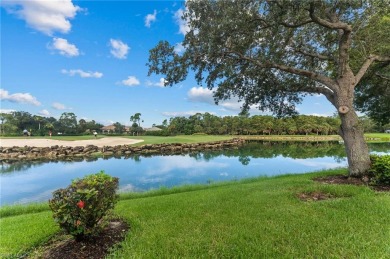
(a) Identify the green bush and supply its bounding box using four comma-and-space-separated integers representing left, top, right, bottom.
370, 155, 390, 185
49, 171, 119, 241
144, 129, 170, 136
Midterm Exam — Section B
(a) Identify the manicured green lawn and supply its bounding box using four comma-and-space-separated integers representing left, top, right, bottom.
130, 135, 234, 146
0, 135, 234, 143
0, 135, 102, 140
365, 133, 390, 141
1, 169, 389, 258
1, 133, 389, 143
240, 134, 341, 141
2, 133, 388, 143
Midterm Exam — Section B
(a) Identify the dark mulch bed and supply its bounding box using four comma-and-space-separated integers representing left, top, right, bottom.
313, 175, 390, 192
37, 219, 129, 259
298, 175, 390, 201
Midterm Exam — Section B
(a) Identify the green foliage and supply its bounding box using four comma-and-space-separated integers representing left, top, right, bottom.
148, 1, 389, 118
144, 129, 170, 136
167, 113, 340, 135
58, 112, 78, 134
0, 203, 50, 218
113, 122, 125, 134
370, 155, 390, 185
147, 1, 388, 175
0, 111, 103, 136
354, 12, 390, 125
49, 171, 119, 241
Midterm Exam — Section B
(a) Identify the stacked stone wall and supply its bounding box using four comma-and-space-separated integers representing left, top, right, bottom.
0, 138, 245, 162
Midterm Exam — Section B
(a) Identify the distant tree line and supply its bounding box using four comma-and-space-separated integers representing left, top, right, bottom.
0, 111, 388, 136
161, 113, 389, 136
0, 111, 103, 136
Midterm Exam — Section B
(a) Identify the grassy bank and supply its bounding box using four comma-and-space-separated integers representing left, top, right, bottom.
242, 133, 390, 142
0, 135, 234, 143
130, 135, 234, 146
0, 135, 103, 140
364, 133, 390, 142
240, 134, 341, 142
1, 169, 389, 258
1, 133, 388, 143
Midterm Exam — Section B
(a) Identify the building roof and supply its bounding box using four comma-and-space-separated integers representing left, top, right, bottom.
101, 125, 116, 130
101, 125, 131, 132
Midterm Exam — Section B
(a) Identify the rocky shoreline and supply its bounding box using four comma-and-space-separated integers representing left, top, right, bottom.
0, 138, 245, 162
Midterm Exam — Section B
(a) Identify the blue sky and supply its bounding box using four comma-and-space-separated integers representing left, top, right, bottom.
1, 0, 336, 127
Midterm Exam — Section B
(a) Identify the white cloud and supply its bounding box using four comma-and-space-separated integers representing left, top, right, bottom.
174, 8, 190, 35
145, 10, 157, 28
52, 102, 67, 110
219, 100, 262, 113
187, 87, 255, 112
187, 87, 214, 104
162, 110, 215, 117
219, 101, 243, 111
0, 89, 41, 106
1, 0, 81, 35
109, 39, 129, 59
118, 183, 141, 193
291, 158, 344, 169
145, 156, 228, 176
49, 37, 79, 57
61, 69, 103, 78
0, 109, 16, 114
174, 42, 185, 54
146, 78, 166, 88
121, 76, 140, 87
38, 109, 50, 117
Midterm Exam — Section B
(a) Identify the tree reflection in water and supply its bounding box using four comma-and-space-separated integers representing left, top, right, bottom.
1, 141, 388, 173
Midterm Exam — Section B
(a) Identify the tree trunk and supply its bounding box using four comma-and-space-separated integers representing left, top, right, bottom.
339, 108, 371, 177
333, 67, 371, 177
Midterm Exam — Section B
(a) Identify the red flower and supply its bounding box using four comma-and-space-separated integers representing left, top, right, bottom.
75, 220, 81, 226
77, 200, 85, 209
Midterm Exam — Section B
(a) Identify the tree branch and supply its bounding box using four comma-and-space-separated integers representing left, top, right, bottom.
375, 73, 390, 80
355, 55, 390, 86
373, 56, 390, 62
225, 50, 338, 92
295, 48, 332, 61
309, 3, 352, 32
307, 3, 353, 78
280, 20, 313, 28
267, 63, 337, 91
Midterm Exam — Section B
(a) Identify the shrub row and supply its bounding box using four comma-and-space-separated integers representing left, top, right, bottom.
370, 155, 390, 185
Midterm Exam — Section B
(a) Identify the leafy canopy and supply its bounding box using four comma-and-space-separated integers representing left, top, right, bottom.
148, 0, 390, 118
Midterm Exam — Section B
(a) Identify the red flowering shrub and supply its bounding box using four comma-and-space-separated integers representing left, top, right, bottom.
77, 200, 85, 209
49, 171, 119, 241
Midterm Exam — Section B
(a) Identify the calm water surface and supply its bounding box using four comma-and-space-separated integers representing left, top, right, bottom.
1, 141, 389, 205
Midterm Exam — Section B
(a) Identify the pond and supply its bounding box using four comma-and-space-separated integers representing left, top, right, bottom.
1, 141, 389, 205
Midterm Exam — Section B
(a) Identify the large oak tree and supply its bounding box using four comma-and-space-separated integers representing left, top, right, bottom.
148, 0, 390, 176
